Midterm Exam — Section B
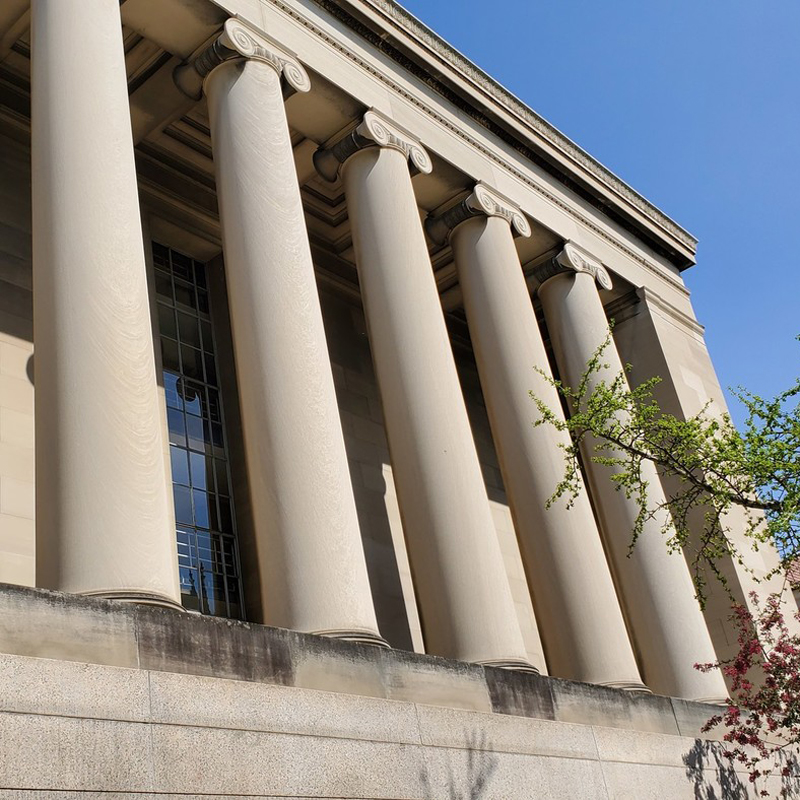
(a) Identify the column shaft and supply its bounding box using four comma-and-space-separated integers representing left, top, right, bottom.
31, 0, 180, 606
539, 268, 727, 701
341, 145, 531, 667
203, 57, 382, 643
453, 214, 643, 688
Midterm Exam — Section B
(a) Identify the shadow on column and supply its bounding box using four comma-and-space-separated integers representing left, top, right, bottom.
319, 285, 416, 652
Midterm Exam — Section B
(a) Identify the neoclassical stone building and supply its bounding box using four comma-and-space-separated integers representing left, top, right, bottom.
0, 0, 795, 797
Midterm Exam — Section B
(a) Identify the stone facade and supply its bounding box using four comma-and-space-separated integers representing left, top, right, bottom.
0, 0, 797, 796
0, 584, 780, 799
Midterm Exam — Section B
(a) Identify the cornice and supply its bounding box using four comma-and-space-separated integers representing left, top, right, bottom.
350, 0, 696, 253
255, 0, 692, 295
604, 287, 705, 338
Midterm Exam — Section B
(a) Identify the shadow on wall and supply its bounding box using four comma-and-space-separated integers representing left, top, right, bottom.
319, 288, 416, 651
683, 738, 800, 799
683, 739, 749, 800
420, 732, 499, 800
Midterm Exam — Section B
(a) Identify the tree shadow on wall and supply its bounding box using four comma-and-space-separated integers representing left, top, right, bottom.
684, 738, 800, 799
420, 731, 499, 800
683, 739, 749, 799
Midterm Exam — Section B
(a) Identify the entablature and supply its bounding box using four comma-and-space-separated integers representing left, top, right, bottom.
0, 0, 698, 318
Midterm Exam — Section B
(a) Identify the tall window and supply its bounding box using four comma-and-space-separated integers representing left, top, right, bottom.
152, 242, 244, 619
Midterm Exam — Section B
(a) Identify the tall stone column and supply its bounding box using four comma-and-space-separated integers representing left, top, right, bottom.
314, 112, 532, 669
182, 18, 383, 644
31, 0, 181, 608
427, 185, 644, 688
535, 243, 727, 701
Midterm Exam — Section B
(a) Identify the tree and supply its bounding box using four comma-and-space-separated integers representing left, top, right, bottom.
530, 333, 800, 593
696, 592, 800, 798
531, 332, 800, 796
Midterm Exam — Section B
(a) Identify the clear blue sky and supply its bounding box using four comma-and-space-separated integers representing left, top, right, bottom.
400, 0, 800, 423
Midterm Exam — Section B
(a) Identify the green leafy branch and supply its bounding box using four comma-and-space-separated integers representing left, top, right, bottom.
531, 332, 800, 602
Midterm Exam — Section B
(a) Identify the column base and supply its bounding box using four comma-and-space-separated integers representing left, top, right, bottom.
597, 680, 653, 694
80, 589, 186, 613
312, 628, 391, 648
692, 695, 730, 707
479, 658, 539, 674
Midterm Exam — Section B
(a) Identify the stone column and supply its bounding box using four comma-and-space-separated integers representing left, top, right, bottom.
535, 243, 727, 702
315, 112, 532, 669
31, 0, 181, 608
427, 185, 644, 688
181, 18, 383, 644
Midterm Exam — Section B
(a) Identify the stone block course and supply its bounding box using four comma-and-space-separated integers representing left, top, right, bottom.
0, 714, 153, 792
0, 653, 149, 722
0, 584, 755, 799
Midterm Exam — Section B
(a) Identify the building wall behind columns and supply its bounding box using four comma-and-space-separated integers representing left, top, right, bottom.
612, 288, 800, 667
317, 284, 545, 668
0, 131, 34, 588
454, 346, 548, 673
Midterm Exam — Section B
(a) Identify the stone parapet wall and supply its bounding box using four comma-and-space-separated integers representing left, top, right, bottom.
0, 583, 768, 798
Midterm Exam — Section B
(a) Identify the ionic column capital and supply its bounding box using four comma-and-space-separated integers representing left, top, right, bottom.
426, 182, 531, 245
174, 16, 310, 100
314, 109, 432, 182
532, 241, 613, 291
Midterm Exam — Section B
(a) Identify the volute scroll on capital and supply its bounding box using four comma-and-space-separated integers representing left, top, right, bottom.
425, 182, 531, 245
174, 16, 311, 101
531, 241, 613, 291
314, 109, 432, 182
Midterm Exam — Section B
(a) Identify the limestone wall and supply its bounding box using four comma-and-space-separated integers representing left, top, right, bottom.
0, 584, 777, 799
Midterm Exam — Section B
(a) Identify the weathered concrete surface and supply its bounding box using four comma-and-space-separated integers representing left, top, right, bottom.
0, 584, 786, 798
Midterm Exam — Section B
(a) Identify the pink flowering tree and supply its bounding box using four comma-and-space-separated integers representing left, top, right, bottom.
696, 592, 800, 797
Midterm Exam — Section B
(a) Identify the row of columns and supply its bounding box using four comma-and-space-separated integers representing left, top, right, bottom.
31, 3, 726, 701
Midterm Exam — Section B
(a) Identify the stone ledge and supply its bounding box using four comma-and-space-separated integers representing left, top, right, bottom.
0, 583, 718, 738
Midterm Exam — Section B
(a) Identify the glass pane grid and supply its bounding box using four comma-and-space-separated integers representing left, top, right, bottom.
154, 243, 243, 621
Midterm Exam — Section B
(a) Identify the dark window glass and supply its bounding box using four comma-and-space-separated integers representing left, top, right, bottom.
178, 312, 201, 348
161, 339, 180, 372
174, 280, 196, 311
155, 272, 172, 300
181, 345, 204, 380
170, 447, 190, 487
158, 305, 177, 340
153, 243, 244, 619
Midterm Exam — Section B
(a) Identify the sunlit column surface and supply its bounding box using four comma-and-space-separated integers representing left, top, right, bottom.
31, 0, 181, 607
536, 243, 728, 702
188, 18, 383, 644
431, 186, 645, 688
